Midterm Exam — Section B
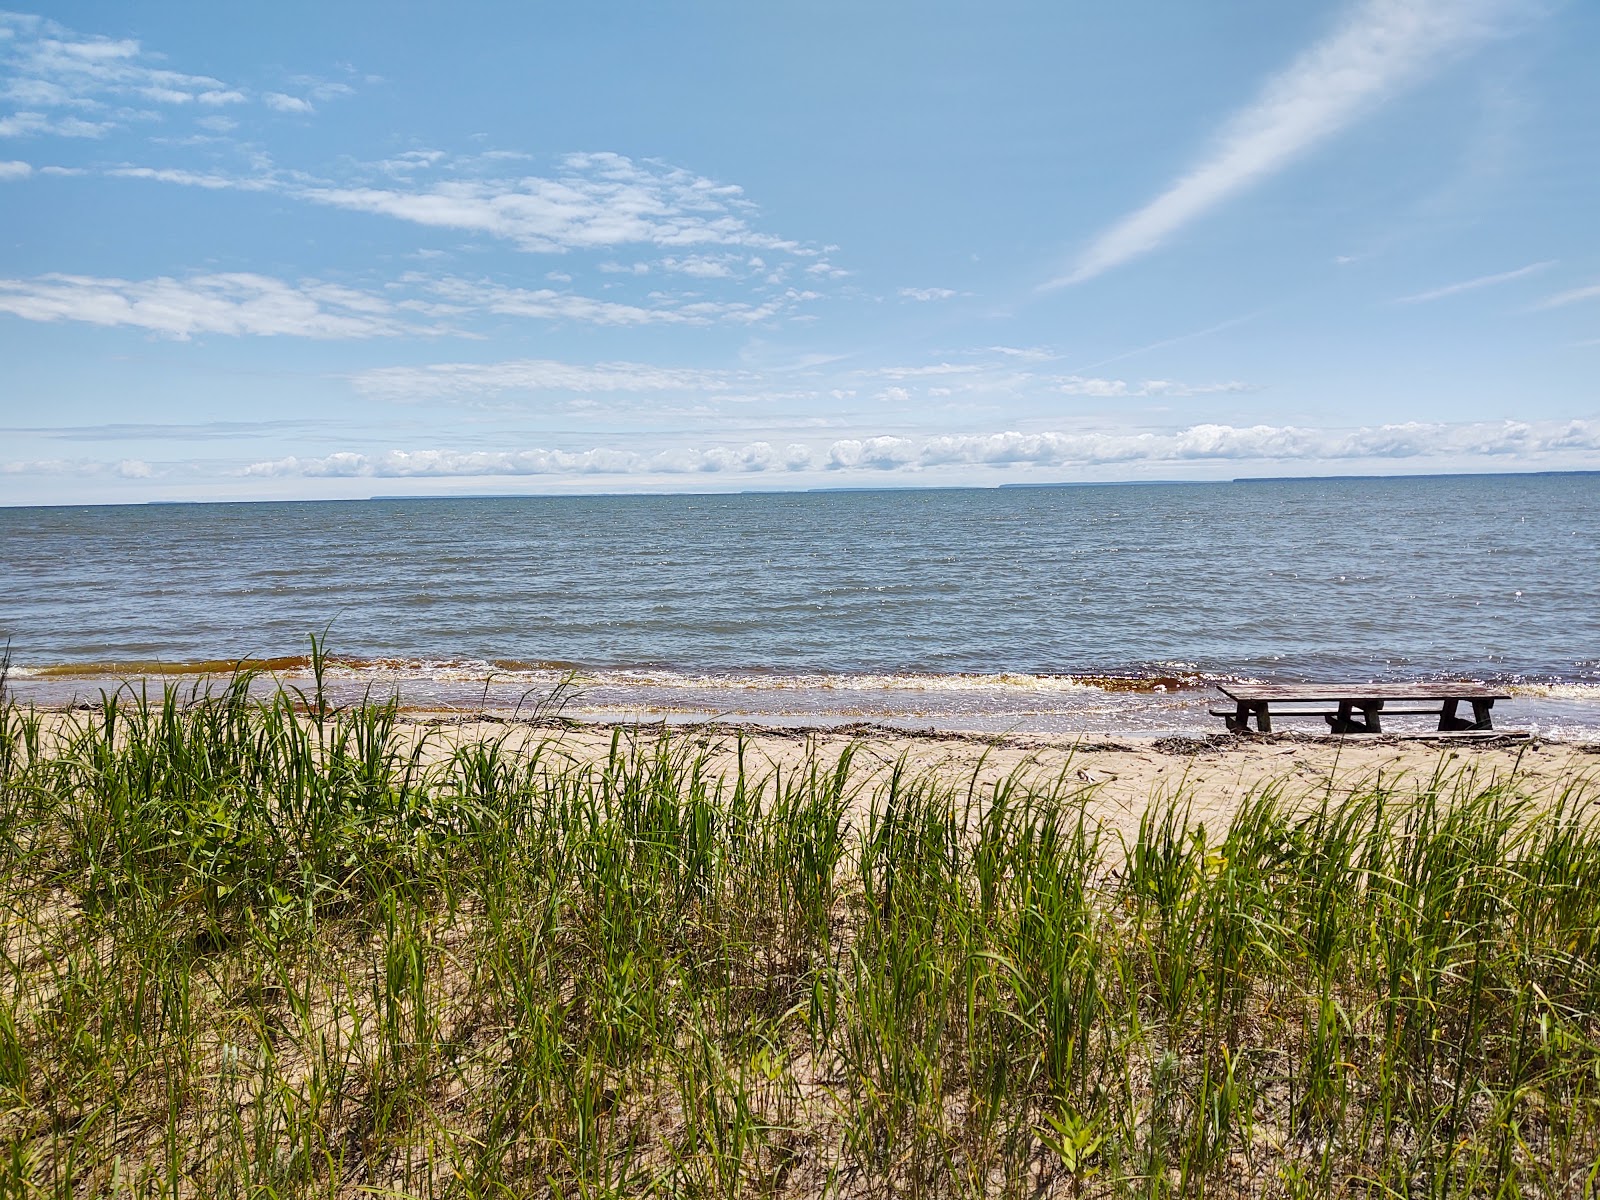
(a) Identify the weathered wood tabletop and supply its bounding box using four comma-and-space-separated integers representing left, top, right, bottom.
1214, 682, 1511, 734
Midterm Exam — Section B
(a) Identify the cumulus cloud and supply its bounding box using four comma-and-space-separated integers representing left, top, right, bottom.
220, 419, 1600, 484
0, 159, 31, 178
242, 442, 792, 479
2, 455, 161, 478
0, 272, 439, 339
1050, 0, 1520, 286
263, 92, 313, 114
866, 419, 1600, 470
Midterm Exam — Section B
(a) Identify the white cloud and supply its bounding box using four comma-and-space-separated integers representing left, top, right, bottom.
0, 159, 31, 179
427, 277, 696, 326
263, 92, 313, 114
2, 454, 163, 479
872, 419, 1600, 470
416, 276, 816, 328
1050, 0, 1518, 286
659, 254, 739, 278
1058, 375, 1250, 398
985, 346, 1058, 361
100, 149, 838, 315
298, 151, 815, 257
19, 418, 1597, 485
243, 441, 792, 479
377, 149, 446, 175
1392, 260, 1553, 304
0, 272, 438, 339
288, 75, 355, 102
0, 15, 252, 137
867, 363, 984, 380
899, 287, 957, 301
108, 165, 273, 190
1537, 282, 1600, 310
348, 358, 738, 403
0, 110, 111, 137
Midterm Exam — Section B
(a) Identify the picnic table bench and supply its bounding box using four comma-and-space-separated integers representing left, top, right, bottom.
1212, 682, 1511, 734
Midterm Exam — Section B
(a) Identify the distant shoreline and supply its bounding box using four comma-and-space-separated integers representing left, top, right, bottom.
2, 466, 1597, 511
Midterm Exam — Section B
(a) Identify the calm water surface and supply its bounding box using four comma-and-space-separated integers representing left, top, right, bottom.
4, 475, 1598, 734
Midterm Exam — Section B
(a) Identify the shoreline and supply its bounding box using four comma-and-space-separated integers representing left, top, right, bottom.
10, 663, 1600, 741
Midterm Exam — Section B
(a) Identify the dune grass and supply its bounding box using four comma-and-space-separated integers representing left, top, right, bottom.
0, 663, 1597, 1197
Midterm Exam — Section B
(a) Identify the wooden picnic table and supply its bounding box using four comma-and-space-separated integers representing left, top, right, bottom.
1213, 682, 1511, 734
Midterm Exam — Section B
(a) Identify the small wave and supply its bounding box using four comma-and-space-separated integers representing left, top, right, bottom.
7, 656, 1219, 696
1510, 682, 1600, 701
32, 655, 316, 678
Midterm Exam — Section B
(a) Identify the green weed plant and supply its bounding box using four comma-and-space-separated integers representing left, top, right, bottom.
0, 660, 1596, 1197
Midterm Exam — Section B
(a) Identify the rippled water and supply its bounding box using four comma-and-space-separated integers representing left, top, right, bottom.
4, 474, 1598, 733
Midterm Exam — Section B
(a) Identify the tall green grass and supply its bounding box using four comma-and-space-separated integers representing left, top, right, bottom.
0, 666, 1596, 1197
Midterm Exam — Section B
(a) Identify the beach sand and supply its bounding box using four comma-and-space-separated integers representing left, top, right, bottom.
385, 715, 1600, 846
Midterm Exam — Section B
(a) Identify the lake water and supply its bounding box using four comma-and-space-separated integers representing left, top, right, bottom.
4, 474, 1599, 735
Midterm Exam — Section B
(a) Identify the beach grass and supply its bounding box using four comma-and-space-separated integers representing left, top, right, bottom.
1, 663, 1598, 1197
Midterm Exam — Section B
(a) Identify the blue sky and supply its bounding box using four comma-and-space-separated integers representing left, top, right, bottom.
1, 0, 1597, 505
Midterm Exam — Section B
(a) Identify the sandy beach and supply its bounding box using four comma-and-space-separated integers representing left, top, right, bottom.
386, 714, 1600, 842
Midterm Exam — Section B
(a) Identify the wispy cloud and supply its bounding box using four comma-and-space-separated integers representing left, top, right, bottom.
1, 419, 333, 442
0, 11, 346, 136
1536, 281, 1600, 310
1392, 260, 1553, 304
0, 111, 111, 137
107, 149, 836, 312
899, 287, 957, 302
0, 159, 31, 178
0, 272, 441, 339
414, 275, 820, 329
348, 358, 739, 403
1057, 376, 1250, 398
0, 13, 241, 129
298, 151, 814, 256
1048, 0, 1519, 287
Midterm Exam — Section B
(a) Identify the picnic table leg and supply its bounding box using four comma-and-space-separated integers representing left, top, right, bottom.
1327, 700, 1355, 733
1225, 700, 1251, 732
1439, 698, 1460, 731
1438, 698, 1483, 731
1362, 700, 1383, 733
1254, 702, 1272, 733
1470, 699, 1494, 730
